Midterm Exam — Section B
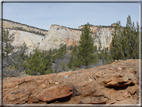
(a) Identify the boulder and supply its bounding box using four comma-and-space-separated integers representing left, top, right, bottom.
117, 67, 122, 72
36, 85, 73, 102
3, 87, 34, 104
102, 72, 138, 88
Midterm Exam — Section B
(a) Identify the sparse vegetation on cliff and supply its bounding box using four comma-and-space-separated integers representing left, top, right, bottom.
8, 27, 45, 36
3, 19, 48, 36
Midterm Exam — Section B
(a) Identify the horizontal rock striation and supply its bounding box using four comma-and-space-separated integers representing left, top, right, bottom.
1, 20, 116, 52
1, 19, 48, 35
3, 59, 140, 105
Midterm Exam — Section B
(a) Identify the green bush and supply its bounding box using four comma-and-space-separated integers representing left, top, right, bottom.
23, 49, 52, 75
52, 44, 67, 61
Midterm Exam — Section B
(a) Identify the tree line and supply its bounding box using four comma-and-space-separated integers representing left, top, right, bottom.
2, 15, 139, 78
7, 27, 45, 36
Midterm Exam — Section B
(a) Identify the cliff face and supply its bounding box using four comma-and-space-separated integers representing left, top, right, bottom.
94, 27, 114, 50
38, 24, 115, 51
38, 25, 82, 51
8, 29, 44, 54
79, 25, 115, 50
2, 19, 116, 52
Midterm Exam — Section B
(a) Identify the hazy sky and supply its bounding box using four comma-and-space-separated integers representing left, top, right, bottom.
3, 2, 140, 30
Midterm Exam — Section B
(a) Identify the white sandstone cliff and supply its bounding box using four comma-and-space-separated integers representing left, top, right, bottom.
9, 30, 44, 54
38, 25, 82, 51
2, 20, 116, 53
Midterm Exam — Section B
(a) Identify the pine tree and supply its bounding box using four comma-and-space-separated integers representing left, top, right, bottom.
24, 49, 52, 75
133, 22, 139, 59
3, 29, 15, 62
77, 23, 98, 68
121, 16, 139, 59
111, 21, 124, 60
52, 44, 67, 61
111, 15, 139, 60
103, 48, 113, 64
69, 45, 79, 70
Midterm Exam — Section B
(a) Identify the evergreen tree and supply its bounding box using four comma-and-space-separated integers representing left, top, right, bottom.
11, 43, 28, 71
24, 49, 52, 75
69, 45, 79, 70
77, 23, 98, 68
60, 61, 69, 71
111, 15, 139, 60
52, 44, 67, 61
3, 29, 15, 62
110, 21, 124, 60
124, 16, 139, 59
103, 48, 113, 64
133, 22, 139, 59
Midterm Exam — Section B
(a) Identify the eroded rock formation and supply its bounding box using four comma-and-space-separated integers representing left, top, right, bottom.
38, 24, 82, 51
8, 29, 44, 54
1, 19, 116, 53
3, 59, 140, 105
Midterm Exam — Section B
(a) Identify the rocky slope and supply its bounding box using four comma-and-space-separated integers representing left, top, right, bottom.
3, 59, 140, 105
1, 19, 116, 53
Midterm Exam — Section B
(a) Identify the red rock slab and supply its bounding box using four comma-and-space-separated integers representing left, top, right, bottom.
3, 82, 16, 88
79, 97, 108, 104
3, 87, 34, 104
102, 73, 138, 88
36, 85, 73, 102
114, 98, 137, 104
127, 85, 139, 95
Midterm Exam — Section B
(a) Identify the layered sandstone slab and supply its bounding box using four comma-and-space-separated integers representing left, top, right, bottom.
3, 59, 140, 105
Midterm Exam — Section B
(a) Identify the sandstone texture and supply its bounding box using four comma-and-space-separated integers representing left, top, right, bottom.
38, 25, 82, 50
38, 24, 114, 51
9, 30, 44, 54
1, 20, 115, 53
3, 59, 140, 105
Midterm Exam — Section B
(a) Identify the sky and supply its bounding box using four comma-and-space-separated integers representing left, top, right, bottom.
3, 1, 140, 30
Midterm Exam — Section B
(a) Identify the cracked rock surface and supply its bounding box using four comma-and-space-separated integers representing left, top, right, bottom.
3, 59, 140, 105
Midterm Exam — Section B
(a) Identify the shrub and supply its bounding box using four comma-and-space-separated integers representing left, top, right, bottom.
24, 49, 52, 75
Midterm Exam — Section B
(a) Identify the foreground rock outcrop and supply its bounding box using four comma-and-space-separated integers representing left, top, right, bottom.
3, 59, 140, 105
